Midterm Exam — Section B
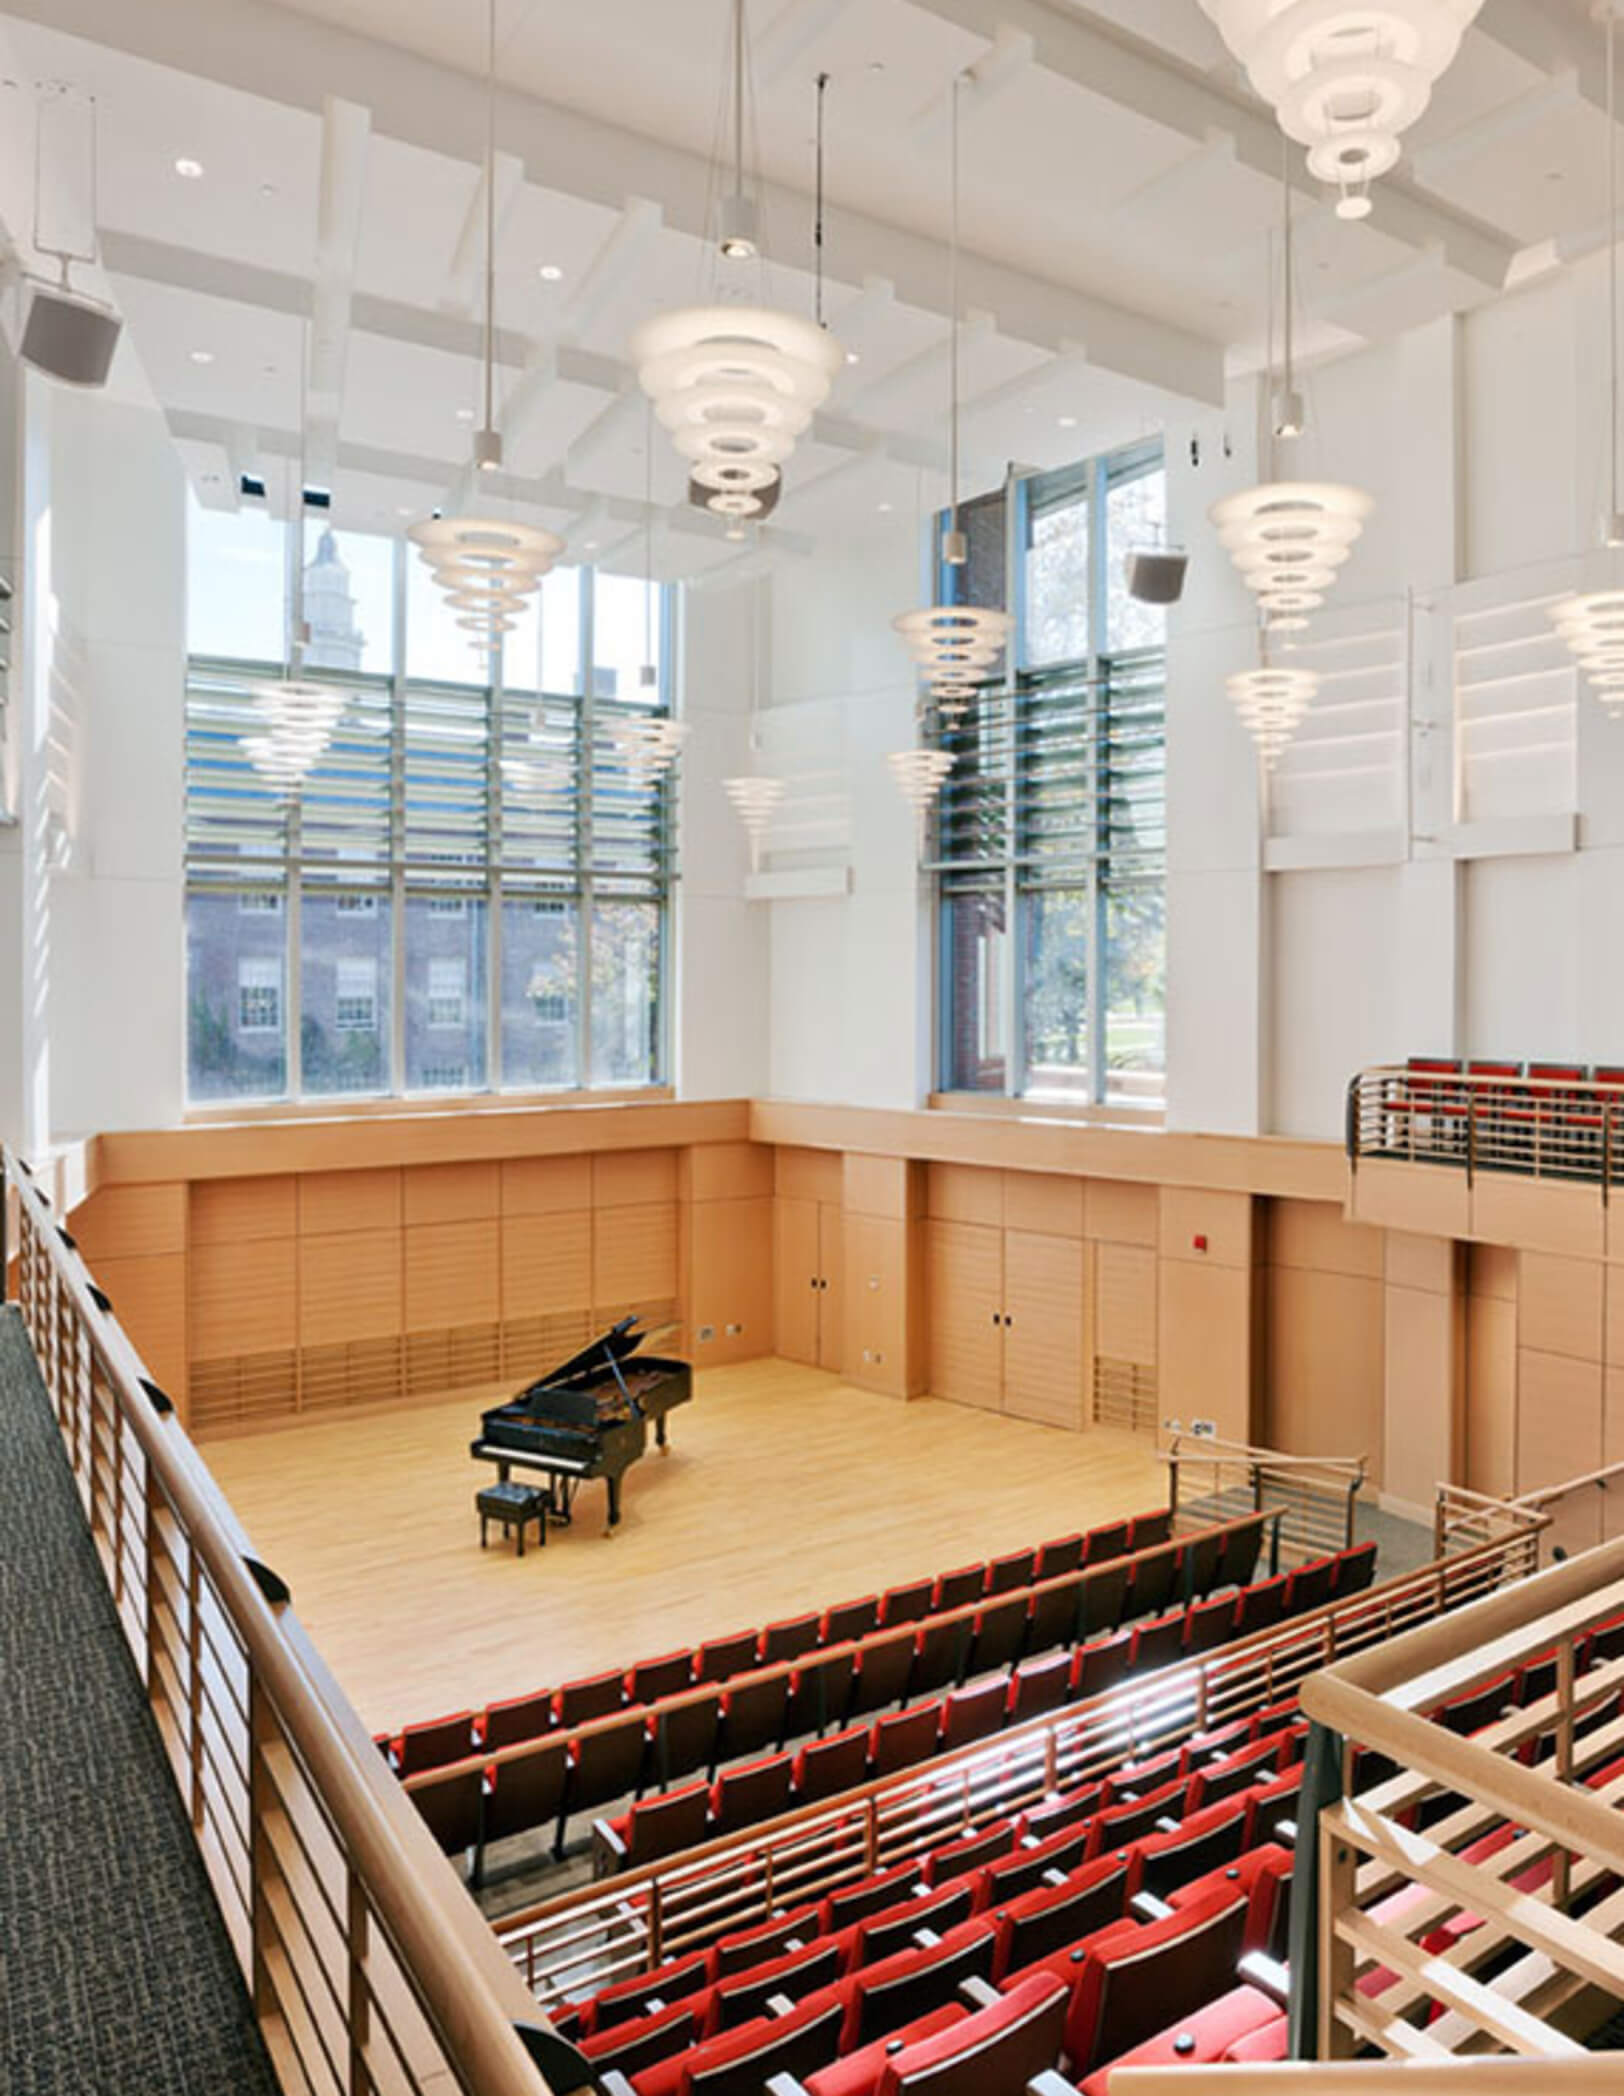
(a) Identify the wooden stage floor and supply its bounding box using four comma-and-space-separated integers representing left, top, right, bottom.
206, 1360, 1167, 1732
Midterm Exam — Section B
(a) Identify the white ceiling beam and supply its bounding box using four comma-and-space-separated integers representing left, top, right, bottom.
20, 0, 1226, 405
304, 93, 370, 489
564, 383, 654, 486
1413, 65, 1581, 186
557, 195, 663, 346
753, 0, 859, 87
849, 308, 996, 427
959, 336, 1093, 420
910, 26, 1037, 141
829, 274, 896, 367
904, 0, 1517, 291
441, 148, 524, 316
1110, 126, 1237, 222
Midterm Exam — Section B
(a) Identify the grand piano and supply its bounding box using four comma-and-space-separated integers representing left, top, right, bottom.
469, 1317, 691, 1533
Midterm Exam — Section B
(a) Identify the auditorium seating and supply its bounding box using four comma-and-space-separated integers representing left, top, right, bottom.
552, 1712, 1309, 2096
400, 1533, 1371, 1875
1364, 1055, 1624, 1180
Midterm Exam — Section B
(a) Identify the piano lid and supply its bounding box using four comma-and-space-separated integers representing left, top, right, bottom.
521, 1313, 645, 1393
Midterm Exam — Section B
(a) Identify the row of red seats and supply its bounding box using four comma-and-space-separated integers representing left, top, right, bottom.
414, 1541, 1368, 1876
383, 1508, 1176, 1778
591, 1560, 1345, 1875
552, 1718, 1307, 2096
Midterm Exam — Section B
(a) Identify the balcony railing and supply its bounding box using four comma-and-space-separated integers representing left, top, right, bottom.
2, 1148, 568, 2096
1346, 1064, 1624, 1187
1166, 1431, 1367, 1566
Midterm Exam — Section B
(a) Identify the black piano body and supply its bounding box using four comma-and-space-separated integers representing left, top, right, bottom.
468, 1317, 691, 1533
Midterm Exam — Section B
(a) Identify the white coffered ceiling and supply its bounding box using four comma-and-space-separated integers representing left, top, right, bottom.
0, 0, 1616, 582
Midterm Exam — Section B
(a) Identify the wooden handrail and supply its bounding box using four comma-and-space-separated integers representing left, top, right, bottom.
3, 1147, 556, 2096
1166, 1431, 1366, 1480
404, 1509, 1274, 1796
1110, 2064, 1624, 2091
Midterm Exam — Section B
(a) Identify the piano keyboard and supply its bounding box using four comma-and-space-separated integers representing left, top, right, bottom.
470, 1441, 591, 1477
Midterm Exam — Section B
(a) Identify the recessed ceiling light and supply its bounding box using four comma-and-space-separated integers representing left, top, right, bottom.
584, 539, 598, 550
260, 181, 278, 198
189, 348, 214, 365
845, 350, 861, 364
539, 263, 564, 281
174, 156, 204, 179
877, 501, 894, 513
1058, 414, 1078, 429
455, 406, 474, 422
396, 505, 414, 517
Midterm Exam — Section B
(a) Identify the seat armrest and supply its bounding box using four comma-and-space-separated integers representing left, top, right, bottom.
1041, 1868, 1068, 1888
958, 1976, 1001, 2010
1026, 2072, 1081, 2096
766, 1993, 796, 2017
1152, 1816, 1180, 1833
592, 1816, 629, 1871
1239, 1951, 1291, 2009
1273, 1817, 1298, 1845
911, 1927, 944, 1950
599, 2074, 639, 2096
1130, 1891, 1174, 1923
766, 2077, 812, 2096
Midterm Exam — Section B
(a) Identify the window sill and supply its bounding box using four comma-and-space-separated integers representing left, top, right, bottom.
928, 1091, 1166, 1131
182, 1085, 674, 1129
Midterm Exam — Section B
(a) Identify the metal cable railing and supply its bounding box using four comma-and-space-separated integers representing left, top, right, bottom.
1166, 1431, 1367, 1566
2, 1147, 571, 2096
1347, 1065, 1624, 1188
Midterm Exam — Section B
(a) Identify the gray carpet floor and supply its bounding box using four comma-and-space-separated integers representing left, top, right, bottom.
0, 1307, 280, 2096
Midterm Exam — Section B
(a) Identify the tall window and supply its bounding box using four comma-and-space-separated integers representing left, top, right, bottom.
184, 502, 675, 1104
933, 442, 1166, 1107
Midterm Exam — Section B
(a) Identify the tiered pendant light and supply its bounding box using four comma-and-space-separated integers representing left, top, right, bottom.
1195, 0, 1485, 219
1225, 664, 1320, 768
723, 571, 784, 872
633, 0, 843, 525
1217, 151, 1372, 765
887, 748, 955, 853
889, 74, 1008, 844
409, 0, 562, 654
1551, 3, 1624, 711
246, 678, 346, 791
611, 407, 691, 780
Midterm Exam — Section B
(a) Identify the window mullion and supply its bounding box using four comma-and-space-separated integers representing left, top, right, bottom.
577, 567, 594, 1088
488, 644, 504, 1093
389, 540, 408, 1094
1004, 471, 1025, 1101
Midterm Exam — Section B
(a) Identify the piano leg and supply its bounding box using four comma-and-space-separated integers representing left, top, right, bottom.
605, 1474, 621, 1534
656, 1413, 669, 1454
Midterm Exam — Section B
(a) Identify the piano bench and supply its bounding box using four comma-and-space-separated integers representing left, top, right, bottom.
477, 1482, 550, 1557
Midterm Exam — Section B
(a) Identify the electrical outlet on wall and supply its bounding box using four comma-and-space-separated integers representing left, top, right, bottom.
1191, 1418, 1216, 1437
725, 1322, 741, 1336
697, 1324, 716, 1343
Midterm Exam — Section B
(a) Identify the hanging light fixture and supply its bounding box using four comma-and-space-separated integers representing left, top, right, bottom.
409, 0, 562, 652
1551, 2, 1624, 709
1226, 663, 1319, 766
887, 748, 956, 854
1194, 1, 1486, 220
632, 0, 843, 526
723, 566, 785, 872
724, 775, 786, 872
610, 403, 691, 781
1210, 148, 1372, 637
892, 74, 1011, 726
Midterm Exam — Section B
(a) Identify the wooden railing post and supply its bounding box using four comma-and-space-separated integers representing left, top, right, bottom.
1286, 1720, 1347, 2060
187, 1542, 205, 1833
347, 1867, 370, 2096
1555, 1634, 1575, 1909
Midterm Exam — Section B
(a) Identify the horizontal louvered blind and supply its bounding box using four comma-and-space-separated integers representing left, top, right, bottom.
589, 703, 674, 895
300, 678, 393, 883
499, 693, 580, 891
403, 683, 489, 879
184, 664, 291, 880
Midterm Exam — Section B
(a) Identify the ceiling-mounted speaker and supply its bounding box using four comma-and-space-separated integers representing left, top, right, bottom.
1125, 548, 1188, 606
18, 278, 122, 388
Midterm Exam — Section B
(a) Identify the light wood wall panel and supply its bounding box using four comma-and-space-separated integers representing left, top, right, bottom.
1085, 1180, 1158, 1247
1095, 1242, 1157, 1365
403, 1160, 499, 1227
689, 1197, 774, 1364
1158, 1187, 1251, 1270
683, 1143, 774, 1203
500, 1211, 592, 1313
299, 1168, 401, 1237
845, 1154, 914, 1221
926, 1220, 1002, 1408
1475, 1175, 1605, 1259
1267, 1198, 1382, 1279
192, 1175, 297, 1244
1385, 1231, 1454, 1296
191, 1235, 298, 1358
1264, 1266, 1384, 1475
1384, 1279, 1461, 1512
846, 1214, 911, 1396
299, 1231, 403, 1346
72, 1183, 185, 1263
927, 1163, 1003, 1226
1519, 1253, 1603, 1363
1159, 1260, 1251, 1443
1003, 1173, 1084, 1239
592, 1202, 678, 1308
1466, 1281, 1518, 1501
594, 1149, 678, 1208
774, 1199, 821, 1367
500, 1156, 594, 1216
404, 1219, 500, 1331
96, 1251, 188, 1401
1517, 1348, 1603, 1554
1606, 1368, 1624, 1542
774, 1146, 843, 1205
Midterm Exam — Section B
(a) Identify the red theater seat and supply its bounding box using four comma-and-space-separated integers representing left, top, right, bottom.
910, 1617, 969, 1699
707, 1904, 818, 1979
879, 1580, 934, 1628
1084, 1777, 1186, 1858
643, 1992, 846, 2096
1062, 1888, 1250, 2074
1330, 1540, 1378, 1596
990, 1852, 1136, 1980
823, 1597, 881, 1648
1167, 1844, 1294, 1957
556, 1670, 627, 1728
1185, 1737, 1284, 1813
941, 1678, 1008, 1754
792, 1726, 871, 1807
481, 1737, 568, 1851
628, 1651, 694, 1705
833, 1919, 998, 2052
597, 1782, 711, 1872
1076, 1981, 1281, 2094
1008, 1651, 1072, 1726
1183, 1593, 1238, 1659
1084, 1521, 1130, 1565
986, 1548, 1038, 1596
1128, 1608, 1187, 1674
787, 1653, 857, 1739
850, 1637, 915, 1718
868, 1972, 1067, 2096
979, 1823, 1091, 1907
761, 1614, 822, 1666
933, 1565, 986, 1613
1026, 1578, 1083, 1659
581, 2001, 699, 2080
1073, 1628, 1134, 1703
708, 1753, 793, 1837
707, 1939, 845, 2032
852, 1883, 975, 1969
1129, 1510, 1173, 1552
1034, 1534, 1085, 1581
1134, 1798, 1251, 1901
922, 1817, 1017, 1889
696, 1631, 760, 1685
718, 1673, 789, 1761
593, 1950, 711, 2032
652, 1690, 721, 1788
481, 1688, 555, 1750
801, 2005, 968, 2096
819, 1863, 923, 1937
869, 1705, 941, 1780
410, 1765, 483, 1855
1283, 1557, 1335, 1617
1233, 1575, 1289, 1636
966, 1596, 1030, 1677
396, 1710, 477, 1776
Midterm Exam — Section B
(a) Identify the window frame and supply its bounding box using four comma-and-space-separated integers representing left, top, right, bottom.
930, 440, 1166, 1109
183, 531, 677, 1110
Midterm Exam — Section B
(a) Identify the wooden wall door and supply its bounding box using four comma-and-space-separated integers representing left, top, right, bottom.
1003, 1231, 1086, 1429
926, 1219, 1004, 1410
816, 1203, 844, 1371
774, 1198, 822, 1367
774, 1197, 845, 1370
